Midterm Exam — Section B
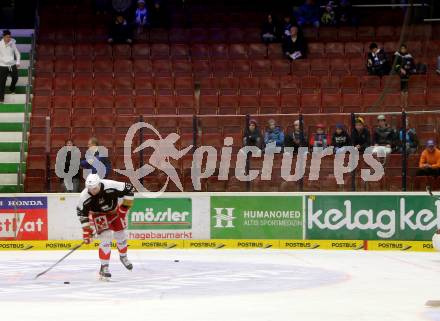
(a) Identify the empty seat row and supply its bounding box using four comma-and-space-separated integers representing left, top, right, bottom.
37, 24, 437, 44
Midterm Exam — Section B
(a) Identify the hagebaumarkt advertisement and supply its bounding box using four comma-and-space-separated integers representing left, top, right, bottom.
128, 197, 195, 240
210, 196, 303, 239
306, 195, 440, 240
0, 197, 48, 240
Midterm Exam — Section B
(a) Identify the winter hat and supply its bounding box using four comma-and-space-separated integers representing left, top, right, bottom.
355, 117, 365, 125
427, 140, 435, 147
249, 119, 258, 126
377, 114, 386, 121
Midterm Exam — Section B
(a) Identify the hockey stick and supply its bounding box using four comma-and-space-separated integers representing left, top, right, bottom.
34, 241, 85, 279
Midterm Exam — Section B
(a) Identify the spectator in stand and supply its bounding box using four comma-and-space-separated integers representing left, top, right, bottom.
284, 119, 308, 152
282, 25, 306, 60
297, 0, 321, 29
373, 114, 397, 156
61, 139, 81, 192
111, 0, 133, 17
310, 124, 330, 150
281, 15, 294, 41
337, 0, 356, 25
150, 1, 169, 28
417, 140, 440, 177
393, 44, 416, 92
0, 30, 20, 104
398, 118, 418, 154
261, 13, 280, 44
367, 43, 390, 77
134, 0, 149, 30
108, 15, 133, 44
321, 1, 337, 26
80, 137, 112, 179
264, 119, 285, 148
243, 119, 262, 148
351, 117, 371, 153
332, 123, 351, 154
95, 0, 109, 14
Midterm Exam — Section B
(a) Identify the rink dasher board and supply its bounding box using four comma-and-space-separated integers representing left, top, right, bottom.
0, 239, 435, 252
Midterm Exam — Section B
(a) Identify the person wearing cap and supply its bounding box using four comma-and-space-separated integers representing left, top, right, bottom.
80, 137, 112, 179
0, 30, 20, 104
284, 119, 308, 152
373, 114, 397, 156
351, 117, 371, 153
264, 119, 285, 148
134, 0, 149, 30
243, 119, 262, 148
332, 123, 351, 154
76, 173, 135, 279
367, 42, 390, 77
310, 123, 330, 150
417, 140, 440, 177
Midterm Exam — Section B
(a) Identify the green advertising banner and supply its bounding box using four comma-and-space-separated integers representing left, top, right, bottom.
210, 196, 303, 239
306, 195, 440, 240
128, 198, 192, 230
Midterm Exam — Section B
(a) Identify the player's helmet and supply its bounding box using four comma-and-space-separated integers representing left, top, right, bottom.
433, 231, 440, 251
85, 174, 101, 189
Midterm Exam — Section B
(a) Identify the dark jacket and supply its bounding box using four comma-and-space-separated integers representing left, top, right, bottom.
261, 19, 280, 41
332, 130, 351, 149
399, 128, 418, 152
65, 150, 81, 179
243, 127, 262, 147
297, 3, 321, 24
109, 19, 132, 43
264, 127, 285, 147
310, 133, 330, 148
351, 127, 371, 152
80, 150, 112, 178
282, 33, 306, 60
284, 130, 308, 150
393, 51, 416, 77
374, 125, 396, 147
367, 49, 390, 76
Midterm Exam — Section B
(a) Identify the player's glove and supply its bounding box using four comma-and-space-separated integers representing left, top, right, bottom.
82, 223, 94, 244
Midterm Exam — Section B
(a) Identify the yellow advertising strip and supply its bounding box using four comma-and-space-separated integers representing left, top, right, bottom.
367, 240, 435, 252
0, 240, 435, 252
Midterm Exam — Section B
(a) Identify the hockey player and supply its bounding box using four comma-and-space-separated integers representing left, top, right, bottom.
76, 173, 135, 279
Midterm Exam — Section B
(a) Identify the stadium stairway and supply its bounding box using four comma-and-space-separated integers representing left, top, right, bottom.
0, 29, 33, 192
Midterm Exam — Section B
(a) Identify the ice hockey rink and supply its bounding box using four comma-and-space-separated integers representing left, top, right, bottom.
1, 249, 440, 321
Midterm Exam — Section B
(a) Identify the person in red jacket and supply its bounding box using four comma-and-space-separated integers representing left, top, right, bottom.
310, 124, 330, 150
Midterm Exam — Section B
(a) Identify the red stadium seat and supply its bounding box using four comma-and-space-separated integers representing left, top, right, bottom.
53, 76, 72, 95
34, 77, 53, 96
229, 44, 248, 59
342, 93, 362, 113
199, 94, 218, 115
54, 44, 73, 57
338, 27, 357, 42
133, 59, 153, 76
407, 93, 427, 111
134, 95, 155, 114
169, 28, 189, 43
114, 76, 134, 95
113, 59, 133, 76
279, 75, 300, 94
326, 42, 345, 57
54, 59, 73, 74
210, 44, 229, 60
151, 44, 170, 59
113, 44, 131, 58
248, 43, 267, 59
52, 95, 72, 109
301, 76, 320, 94
307, 42, 325, 58
321, 93, 341, 113
260, 94, 280, 114
251, 59, 272, 77
149, 28, 169, 43
280, 93, 300, 114
238, 93, 260, 115
357, 26, 375, 42
74, 59, 93, 75
310, 58, 329, 77
132, 43, 150, 58
375, 26, 395, 41
271, 59, 291, 76
320, 76, 340, 94
191, 44, 210, 59
94, 58, 113, 74
361, 76, 381, 93
301, 93, 321, 114
344, 42, 364, 58
219, 93, 239, 114
259, 76, 279, 94
212, 60, 232, 77
192, 60, 211, 78
408, 75, 427, 93
170, 44, 190, 59
239, 76, 259, 95
152, 59, 172, 77
291, 60, 310, 77
341, 75, 360, 94
232, 60, 251, 77
94, 75, 114, 95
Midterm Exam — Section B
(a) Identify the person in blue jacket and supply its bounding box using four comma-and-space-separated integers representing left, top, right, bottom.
264, 119, 285, 148
80, 137, 112, 179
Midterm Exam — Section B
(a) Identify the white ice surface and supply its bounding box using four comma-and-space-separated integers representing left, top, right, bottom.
1, 249, 440, 321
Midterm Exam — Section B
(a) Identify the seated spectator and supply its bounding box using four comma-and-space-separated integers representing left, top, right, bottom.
367, 43, 390, 77
111, 0, 132, 17
261, 13, 280, 44
351, 117, 371, 153
108, 15, 133, 44
243, 119, 262, 148
282, 26, 306, 60
80, 137, 112, 179
134, 0, 149, 30
372, 114, 397, 156
337, 0, 356, 25
321, 1, 337, 26
393, 44, 416, 92
150, 1, 169, 28
284, 120, 308, 151
398, 118, 418, 154
332, 124, 351, 154
310, 124, 330, 150
281, 15, 293, 41
297, 0, 320, 29
264, 119, 284, 148
61, 139, 81, 192
417, 140, 440, 177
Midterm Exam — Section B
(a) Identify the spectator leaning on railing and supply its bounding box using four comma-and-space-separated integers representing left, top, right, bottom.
243, 119, 262, 148
264, 119, 285, 148
351, 117, 371, 153
284, 120, 308, 152
417, 140, 440, 177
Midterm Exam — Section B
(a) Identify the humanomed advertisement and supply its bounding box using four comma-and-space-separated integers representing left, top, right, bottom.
127, 197, 195, 239
306, 195, 440, 240
211, 196, 303, 239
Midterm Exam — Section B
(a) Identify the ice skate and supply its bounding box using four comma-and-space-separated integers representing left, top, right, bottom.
120, 255, 133, 270
99, 264, 111, 280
